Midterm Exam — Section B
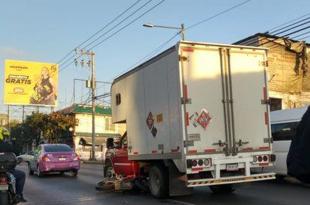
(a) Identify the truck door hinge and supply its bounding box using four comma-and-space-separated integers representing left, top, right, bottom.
264, 138, 273, 143
181, 97, 192, 104
179, 55, 188, 61
184, 140, 194, 147
261, 99, 270, 105
260, 60, 268, 67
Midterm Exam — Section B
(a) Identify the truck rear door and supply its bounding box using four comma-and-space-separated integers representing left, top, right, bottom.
228, 48, 270, 153
180, 44, 227, 155
179, 43, 270, 156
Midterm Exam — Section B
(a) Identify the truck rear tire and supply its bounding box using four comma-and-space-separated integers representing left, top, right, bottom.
149, 164, 168, 198
209, 184, 235, 194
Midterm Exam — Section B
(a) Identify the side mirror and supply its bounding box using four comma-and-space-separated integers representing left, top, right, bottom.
106, 138, 114, 149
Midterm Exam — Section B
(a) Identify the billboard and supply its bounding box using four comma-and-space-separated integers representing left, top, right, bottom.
4, 60, 58, 106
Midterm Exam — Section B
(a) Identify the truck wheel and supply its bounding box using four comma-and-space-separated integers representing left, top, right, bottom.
209, 184, 235, 194
149, 164, 168, 198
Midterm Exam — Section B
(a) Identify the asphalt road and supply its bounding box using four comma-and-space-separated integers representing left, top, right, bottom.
18, 163, 310, 205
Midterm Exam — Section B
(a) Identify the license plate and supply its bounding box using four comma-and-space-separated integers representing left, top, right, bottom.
226, 163, 239, 171
0, 185, 8, 190
59, 158, 66, 161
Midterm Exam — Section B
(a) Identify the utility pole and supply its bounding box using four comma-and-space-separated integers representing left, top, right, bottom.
75, 49, 96, 161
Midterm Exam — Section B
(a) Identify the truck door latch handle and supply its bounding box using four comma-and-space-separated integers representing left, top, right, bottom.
235, 139, 249, 147
213, 140, 226, 147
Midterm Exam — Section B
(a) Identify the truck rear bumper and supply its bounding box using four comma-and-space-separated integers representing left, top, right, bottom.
187, 172, 275, 187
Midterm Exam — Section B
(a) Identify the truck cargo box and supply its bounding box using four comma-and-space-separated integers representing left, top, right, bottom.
112, 41, 271, 161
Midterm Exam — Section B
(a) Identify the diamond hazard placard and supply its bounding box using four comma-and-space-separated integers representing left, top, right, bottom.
146, 112, 154, 130
196, 109, 211, 129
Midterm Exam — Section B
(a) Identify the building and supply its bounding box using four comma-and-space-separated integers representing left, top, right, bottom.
234, 33, 310, 110
0, 114, 8, 127
60, 104, 126, 160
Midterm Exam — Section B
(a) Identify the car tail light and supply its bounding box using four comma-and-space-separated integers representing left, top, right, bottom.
73, 153, 80, 161
192, 160, 198, 167
0, 177, 7, 185
42, 155, 51, 162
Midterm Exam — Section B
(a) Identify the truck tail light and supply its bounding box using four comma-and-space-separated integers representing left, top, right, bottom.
203, 158, 212, 167
187, 158, 212, 169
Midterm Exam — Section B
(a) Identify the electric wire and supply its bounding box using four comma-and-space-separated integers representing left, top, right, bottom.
59, 0, 165, 73
268, 13, 310, 33
82, 0, 154, 50
57, 0, 143, 65
88, 0, 166, 50
186, 0, 252, 31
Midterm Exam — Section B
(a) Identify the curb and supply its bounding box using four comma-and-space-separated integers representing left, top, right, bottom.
81, 160, 104, 165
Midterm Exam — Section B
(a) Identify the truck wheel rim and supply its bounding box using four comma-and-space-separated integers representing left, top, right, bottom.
151, 172, 160, 193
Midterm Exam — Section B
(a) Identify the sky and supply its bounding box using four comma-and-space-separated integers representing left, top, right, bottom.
1, 0, 310, 119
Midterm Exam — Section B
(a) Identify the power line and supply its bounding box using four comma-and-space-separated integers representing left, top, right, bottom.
186, 0, 252, 31
89, 0, 166, 50
59, 0, 165, 73
82, 0, 154, 50
268, 12, 310, 33
240, 13, 310, 47
57, 0, 143, 65
128, 32, 179, 70
273, 19, 310, 36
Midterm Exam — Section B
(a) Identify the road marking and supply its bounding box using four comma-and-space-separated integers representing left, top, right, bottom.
163, 199, 196, 205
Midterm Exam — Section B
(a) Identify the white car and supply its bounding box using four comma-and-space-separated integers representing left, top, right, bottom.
17, 151, 35, 163
270, 107, 307, 175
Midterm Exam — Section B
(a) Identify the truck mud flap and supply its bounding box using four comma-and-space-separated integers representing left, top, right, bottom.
187, 173, 275, 187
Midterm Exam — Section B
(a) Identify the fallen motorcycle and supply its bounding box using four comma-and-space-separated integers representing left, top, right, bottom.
0, 152, 18, 205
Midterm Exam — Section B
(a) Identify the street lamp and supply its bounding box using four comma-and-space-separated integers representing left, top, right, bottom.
143, 23, 185, 40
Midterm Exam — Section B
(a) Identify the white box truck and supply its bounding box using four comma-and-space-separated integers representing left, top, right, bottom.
109, 41, 275, 197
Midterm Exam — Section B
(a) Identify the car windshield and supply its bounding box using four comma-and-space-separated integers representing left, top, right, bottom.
44, 145, 72, 152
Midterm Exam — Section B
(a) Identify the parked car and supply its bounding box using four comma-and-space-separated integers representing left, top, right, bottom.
28, 144, 80, 177
270, 107, 308, 175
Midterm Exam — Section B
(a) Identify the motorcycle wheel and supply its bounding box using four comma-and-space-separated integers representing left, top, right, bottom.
0, 191, 9, 205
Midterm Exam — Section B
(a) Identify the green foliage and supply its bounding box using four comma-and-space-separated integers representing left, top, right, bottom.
10, 112, 76, 151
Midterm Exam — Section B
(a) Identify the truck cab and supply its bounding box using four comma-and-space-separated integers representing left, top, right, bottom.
104, 132, 139, 179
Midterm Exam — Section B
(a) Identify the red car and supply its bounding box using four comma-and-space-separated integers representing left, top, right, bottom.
28, 144, 80, 177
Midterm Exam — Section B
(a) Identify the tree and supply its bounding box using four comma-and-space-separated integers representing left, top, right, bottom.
10, 111, 76, 152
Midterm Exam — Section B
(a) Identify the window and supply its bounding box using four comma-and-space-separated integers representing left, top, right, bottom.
271, 122, 299, 141
44, 144, 72, 152
116, 93, 121, 105
270, 98, 282, 111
